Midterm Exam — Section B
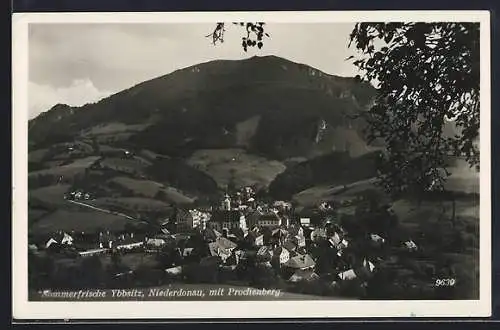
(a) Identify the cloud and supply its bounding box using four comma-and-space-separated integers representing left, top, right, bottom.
29, 78, 113, 119
29, 23, 358, 93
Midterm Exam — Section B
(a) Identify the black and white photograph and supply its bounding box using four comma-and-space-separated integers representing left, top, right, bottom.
12, 11, 491, 319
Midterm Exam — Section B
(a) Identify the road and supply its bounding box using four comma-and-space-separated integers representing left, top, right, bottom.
67, 199, 137, 221
328, 177, 379, 195
293, 177, 379, 206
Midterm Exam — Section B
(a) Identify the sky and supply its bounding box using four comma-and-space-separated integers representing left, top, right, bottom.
28, 23, 359, 119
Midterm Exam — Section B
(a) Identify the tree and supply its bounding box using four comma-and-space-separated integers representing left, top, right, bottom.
207, 23, 269, 51
348, 23, 480, 198
211, 22, 480, 199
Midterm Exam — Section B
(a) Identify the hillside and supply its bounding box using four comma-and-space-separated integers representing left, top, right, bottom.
269, 150, 382, 200
29, 55, 376, 160
27, 55, 473, 236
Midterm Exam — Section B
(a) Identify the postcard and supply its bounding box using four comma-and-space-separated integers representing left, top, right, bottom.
12, 10, 491, 319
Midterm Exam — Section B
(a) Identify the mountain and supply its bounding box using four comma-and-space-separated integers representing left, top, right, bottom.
27, 55, 381, 234
28, 55, 376, 160
27, 55, 478, 235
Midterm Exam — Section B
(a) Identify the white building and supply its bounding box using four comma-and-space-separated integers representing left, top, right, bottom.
210, 210, 247, 232
61, 232, 73, 245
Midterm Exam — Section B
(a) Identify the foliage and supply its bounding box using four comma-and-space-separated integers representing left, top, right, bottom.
208, 22, 269, 51
146, 157, 219, 197
348, 23, 480, 197
269, 151, 380, 199
211, 22, 479, 199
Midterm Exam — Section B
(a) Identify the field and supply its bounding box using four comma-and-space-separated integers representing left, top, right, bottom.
139, 149, 163, 162
29, 184, 71, 207
28, 208, 51, 225
391, 198, 479, 233
100, 157, 148, 174
160, 187, 195, 205
293, 178, 378, 206
444, 159, 480, 194
79, 122, 152, 145
28, 148, 50, 163
109, 177, 164, 197
98, 145, 125, 155
90, 197, 172, 212
108, 177, 194, 204
29, 209, 135, 234
28, 156, 101, 179
292, 158, 479, 207
81, 122, 151, 136
187, 148, 286, 189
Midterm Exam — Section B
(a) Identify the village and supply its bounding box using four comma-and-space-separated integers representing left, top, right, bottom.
28, 183, 426, 299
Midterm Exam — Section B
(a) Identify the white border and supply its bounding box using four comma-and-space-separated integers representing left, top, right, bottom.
12, 11, 491, 319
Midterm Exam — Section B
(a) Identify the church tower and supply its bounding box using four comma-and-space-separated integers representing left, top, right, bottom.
221, 193, 231, 211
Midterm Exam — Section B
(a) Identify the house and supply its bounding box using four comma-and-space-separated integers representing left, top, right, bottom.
370, 234, 386, 245
224, 250, 239, 266
363, 258, 376, 272
188, 209, 210, 229
242, 230, 263, 247
246, 210, 263, 229
224, 233, 238, 244
242, 186, 255, 199
146, 238, 167, 249
283, 254, 315, 270
182, 247, 195, 258
201, 227, 220, 242
282, 240, 297, 253
165, 265, 183, 276
234, 249, 252, 262
116, 241, 143, 251
404, 240, 418, 251
221, 193, 232, 211
256, 246, 274, 262
288, 269, 320, 283
273, 201, 292, 211
99, 231, 115, 249
208, 236, 238, 263
272, 246, 290, 265
175, 209, 195, 233
310, 228, 327, 242
292, 235, 306, 248
79, 248, 108, 257
254, 234, 264, 247
329, 232, 342, 247
209, 210, 247, 232
45, 238, 58, 249
258, 213, 282, 228
339, 239, 349, 249
271, 228, 287, 245
300, 217, 311, 227
338, 269, 357, 281
61, 232, 73, 245
287, 224, 304, 237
